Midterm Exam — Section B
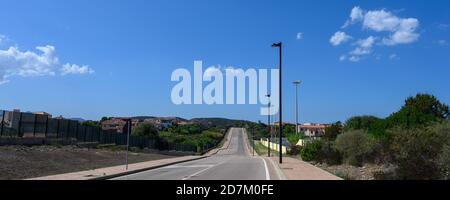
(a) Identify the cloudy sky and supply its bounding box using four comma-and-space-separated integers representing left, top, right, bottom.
0, 0, 449, 123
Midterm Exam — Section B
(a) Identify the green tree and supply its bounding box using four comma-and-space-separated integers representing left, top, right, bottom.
82, 121, 101, 128
133, 122, 159, 138
387, 93, 449, 129
344, 116, 388, 139
345, 116, 381, 131
324, 121, 343, 141
283, 124, 296, 135
287, 132, 305, 147
100, 117, 112, 122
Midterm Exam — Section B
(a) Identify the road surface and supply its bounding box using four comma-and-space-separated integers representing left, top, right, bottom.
113, 128, 282, 180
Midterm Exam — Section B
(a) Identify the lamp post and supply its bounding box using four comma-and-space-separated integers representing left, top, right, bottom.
293, 80, 301, 135
266, 94, 271, 157
272, 42, 283, 164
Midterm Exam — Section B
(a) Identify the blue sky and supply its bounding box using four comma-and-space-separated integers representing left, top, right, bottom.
0, 0, 449, 123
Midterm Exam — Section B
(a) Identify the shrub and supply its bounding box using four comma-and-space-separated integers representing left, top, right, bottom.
317, 142, 342, 165
288, 145, 302, 156
389, 124, 448, 180
437, 144, 450, 180
301, 140, 324, 162
334, 130, 376, 166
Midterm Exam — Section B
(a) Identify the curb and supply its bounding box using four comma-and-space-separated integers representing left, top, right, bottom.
91, 156, 207, 180
266, 157, 288, 180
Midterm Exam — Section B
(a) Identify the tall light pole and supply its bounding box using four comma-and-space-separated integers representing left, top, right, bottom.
266, 94, 271, 157
272, 42, 283, 164
293, 80, 301, 135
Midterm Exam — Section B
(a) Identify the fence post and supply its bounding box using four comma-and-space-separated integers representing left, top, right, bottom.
44, 116, 49, 138
1, 110, 5, 137
18, 112, 23, 138
33, 114, 38, 137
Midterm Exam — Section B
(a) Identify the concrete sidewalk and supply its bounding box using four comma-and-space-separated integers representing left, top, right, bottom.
270, 157, 342, 180
27, 156, 206, 180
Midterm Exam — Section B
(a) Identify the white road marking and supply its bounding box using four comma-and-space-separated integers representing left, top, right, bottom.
260, 157, 271, 180
182, 161, 226, 180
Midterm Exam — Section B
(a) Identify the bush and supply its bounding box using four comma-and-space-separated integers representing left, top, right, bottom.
389, 123, 448, 180
288, 145, 302, 156
334, 130, 376, 166
317, 142, 342, 165
301, 140, 324, 162
437, 144, 450, 180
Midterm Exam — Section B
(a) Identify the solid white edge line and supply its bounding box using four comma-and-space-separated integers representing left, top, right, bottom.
260, 157, 271, 180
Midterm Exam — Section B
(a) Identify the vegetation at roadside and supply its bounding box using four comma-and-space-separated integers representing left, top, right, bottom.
292, 93, 450, 180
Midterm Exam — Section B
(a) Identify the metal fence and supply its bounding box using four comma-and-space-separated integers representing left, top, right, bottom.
0, 110, 197, 153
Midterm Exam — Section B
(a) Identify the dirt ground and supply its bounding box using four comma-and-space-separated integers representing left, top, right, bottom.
0, 145, 178, 180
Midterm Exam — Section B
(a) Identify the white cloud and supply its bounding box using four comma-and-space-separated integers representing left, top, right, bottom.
0, 45, 92, 84
330, 31, 352, 46
381, 19, 420, 45
351, 6, 364, 22
296, 32, 304, 40
361, 9, 420, 45
333, 7, 420, 62
339, 55, 347, 61
342, 6, 364, 28
61, 64, 94, 75
349, 56, 360, 62
356, 36, 376, 49
348, 36, 377, 61
389, 54, 398, 60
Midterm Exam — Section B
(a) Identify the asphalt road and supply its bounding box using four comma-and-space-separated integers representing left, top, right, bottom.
113, 128, 282, 180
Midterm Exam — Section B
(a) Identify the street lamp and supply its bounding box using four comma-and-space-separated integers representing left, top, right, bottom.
293, 80, 302, 135
272, 42, 283, 164
266, 94, 271, 157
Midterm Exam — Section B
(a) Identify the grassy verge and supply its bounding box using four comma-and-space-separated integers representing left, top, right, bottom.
253, 141, 281, 157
